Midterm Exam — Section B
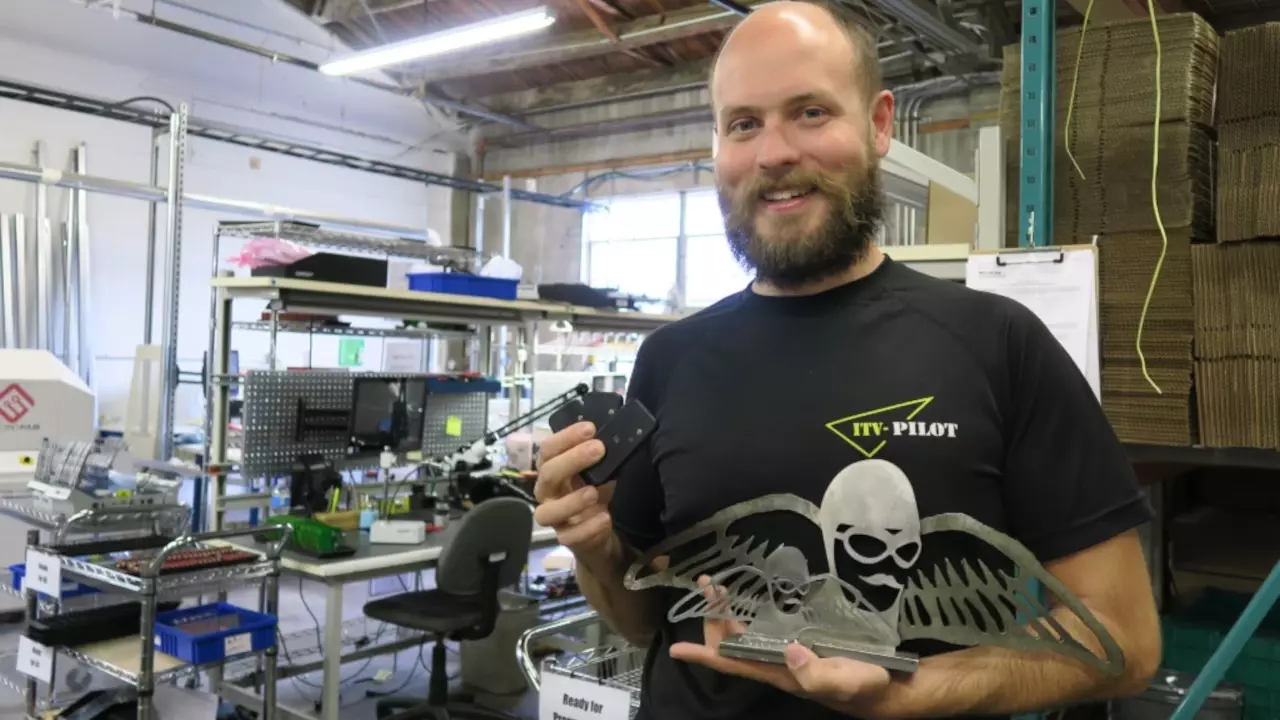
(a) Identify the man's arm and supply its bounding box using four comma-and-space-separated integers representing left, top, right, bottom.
576, 332, 672, 648
845, 530, 1160, 719
575, 529, 666, 647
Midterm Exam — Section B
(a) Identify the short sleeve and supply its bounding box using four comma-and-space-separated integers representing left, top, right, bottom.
1000, 302, 1154, 562
609, 335, 667, 553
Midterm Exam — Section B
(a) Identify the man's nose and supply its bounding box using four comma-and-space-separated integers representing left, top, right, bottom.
755, 125, 801, 172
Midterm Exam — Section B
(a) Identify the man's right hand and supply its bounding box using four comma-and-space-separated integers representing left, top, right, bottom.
533, 421, 618, 568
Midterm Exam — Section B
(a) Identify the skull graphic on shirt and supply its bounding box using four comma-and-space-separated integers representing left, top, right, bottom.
817, 459, 923, 633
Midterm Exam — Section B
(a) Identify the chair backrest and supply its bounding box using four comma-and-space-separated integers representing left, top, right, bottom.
436, 497, 533, 597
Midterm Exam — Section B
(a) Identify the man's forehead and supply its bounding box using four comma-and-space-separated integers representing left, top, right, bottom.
713, 47, 856, 110
712, 8, 858, 104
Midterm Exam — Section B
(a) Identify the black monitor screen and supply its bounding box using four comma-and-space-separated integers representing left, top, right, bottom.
349, 378, 428, 453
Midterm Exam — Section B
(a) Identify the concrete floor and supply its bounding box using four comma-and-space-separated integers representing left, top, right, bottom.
0, 547, 567, 719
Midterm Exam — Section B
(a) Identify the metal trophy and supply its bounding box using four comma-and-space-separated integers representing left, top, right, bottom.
624, 459, 1126, 676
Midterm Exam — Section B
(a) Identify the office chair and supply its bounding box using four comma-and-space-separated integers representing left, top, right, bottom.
363, 497, 534, 720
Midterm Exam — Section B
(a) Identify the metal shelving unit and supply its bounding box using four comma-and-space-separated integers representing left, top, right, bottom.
204, 220, 681, 532
232, 321, 472, 341
1012, 2, 1280, 715
0, 79, 611, 469
217, 221, 477, 260
17, 525, 290, 720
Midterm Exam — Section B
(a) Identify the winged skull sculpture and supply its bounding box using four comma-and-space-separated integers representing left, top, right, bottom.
624, 459, 1126, 676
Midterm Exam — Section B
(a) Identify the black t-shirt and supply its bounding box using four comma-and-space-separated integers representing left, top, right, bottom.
608, 256, 1152, 720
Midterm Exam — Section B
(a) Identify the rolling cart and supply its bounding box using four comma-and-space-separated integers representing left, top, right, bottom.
14, 522, 291, 720
517, 611, 645, 720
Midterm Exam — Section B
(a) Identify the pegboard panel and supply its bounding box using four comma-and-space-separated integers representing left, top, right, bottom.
241, 370, 354, 479
240, 371, 499, 478
422, 391, 490, 457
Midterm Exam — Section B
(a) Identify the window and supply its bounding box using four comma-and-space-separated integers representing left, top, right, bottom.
582, 188, 753, 310
682, 189, 753, 308
582, 193, 679, 301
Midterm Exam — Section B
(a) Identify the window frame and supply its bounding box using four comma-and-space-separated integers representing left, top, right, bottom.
581, 187, 750, 310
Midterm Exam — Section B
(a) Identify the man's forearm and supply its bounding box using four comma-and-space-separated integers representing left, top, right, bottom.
843, 607, 1159, 719
575, 540, 664, 647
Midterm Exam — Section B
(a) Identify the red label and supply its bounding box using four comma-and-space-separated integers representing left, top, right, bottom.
0, 384, 35, 424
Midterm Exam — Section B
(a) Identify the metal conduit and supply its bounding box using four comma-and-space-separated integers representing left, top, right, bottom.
0, 160, 434, 239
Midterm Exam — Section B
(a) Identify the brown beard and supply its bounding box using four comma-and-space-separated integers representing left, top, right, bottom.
718, 160, 883, 291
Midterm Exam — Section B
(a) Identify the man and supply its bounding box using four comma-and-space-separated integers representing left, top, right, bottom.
533, 2, 1161, 718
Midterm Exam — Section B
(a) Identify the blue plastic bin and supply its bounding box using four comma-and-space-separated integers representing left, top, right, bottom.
407, 272, 518, 300
153, 602, 277, 664
8, 563, 101, 599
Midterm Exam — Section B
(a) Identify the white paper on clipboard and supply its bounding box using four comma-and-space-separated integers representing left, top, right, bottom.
965, 248, 1100, 399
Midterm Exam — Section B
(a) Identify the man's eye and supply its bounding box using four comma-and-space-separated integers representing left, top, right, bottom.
728, 119, 757, 134
801, 108, 827, 120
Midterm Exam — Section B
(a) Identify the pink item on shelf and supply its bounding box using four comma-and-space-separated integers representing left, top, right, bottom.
226, 237, 314, 269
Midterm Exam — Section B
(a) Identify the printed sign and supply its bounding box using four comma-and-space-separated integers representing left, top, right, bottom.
17, 636, 54, 684
539, 670, 631, 720
338, 338, 365, 368
23, 550, 62, 599
224, 632, 252, 656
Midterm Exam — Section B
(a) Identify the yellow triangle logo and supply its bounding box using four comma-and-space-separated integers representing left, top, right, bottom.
825, 397, 934, 458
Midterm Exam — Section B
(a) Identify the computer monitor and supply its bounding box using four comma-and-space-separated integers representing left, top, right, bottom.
349, 377, 428, 454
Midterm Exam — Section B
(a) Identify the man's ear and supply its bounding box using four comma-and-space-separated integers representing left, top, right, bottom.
870, 90, 895, 157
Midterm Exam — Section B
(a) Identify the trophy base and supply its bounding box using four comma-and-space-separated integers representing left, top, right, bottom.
719, 633, 919, 673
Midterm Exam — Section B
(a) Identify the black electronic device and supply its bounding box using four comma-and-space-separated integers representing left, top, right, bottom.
251, 252, 388, 288
548, 392, 624, 434
581, 399, 657, 487
581, 391, 624, 427
349, 377, 428, 454
547, 399, 585, 434
290, 454, 342, 515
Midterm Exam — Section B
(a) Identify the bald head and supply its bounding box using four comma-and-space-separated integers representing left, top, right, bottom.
710, 1, 883, 108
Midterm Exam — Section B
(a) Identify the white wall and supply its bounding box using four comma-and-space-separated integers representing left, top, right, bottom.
0, 3, 461, 430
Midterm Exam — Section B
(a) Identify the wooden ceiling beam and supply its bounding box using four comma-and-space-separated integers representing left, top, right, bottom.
478, 59, 713, 114
417, 1, 766, 84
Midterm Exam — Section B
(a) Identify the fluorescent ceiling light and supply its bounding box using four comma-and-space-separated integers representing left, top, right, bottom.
320, 7, 556, 76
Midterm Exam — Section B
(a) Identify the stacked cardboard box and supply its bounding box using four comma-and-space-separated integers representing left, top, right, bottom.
1217, 23, 1280, 243
1000, 14, 1217, 445
1000, 14, 1219, 246
1188, 24, 1280, 449
1191, 243, 1280, 450
1098, 231, 1197, 445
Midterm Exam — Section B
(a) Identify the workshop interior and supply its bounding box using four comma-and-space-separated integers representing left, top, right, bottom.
1, 0, 1280, 718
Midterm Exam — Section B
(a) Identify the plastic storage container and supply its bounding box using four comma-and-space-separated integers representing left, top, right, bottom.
9, 562, 101, 599
153, 602, 277, 664
407, 272, 518, 300
1162, 589, 1280, 720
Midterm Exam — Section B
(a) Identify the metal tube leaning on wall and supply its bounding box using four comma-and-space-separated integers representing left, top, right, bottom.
0, 160, 435, 240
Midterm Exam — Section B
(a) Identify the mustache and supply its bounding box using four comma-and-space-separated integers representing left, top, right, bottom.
724, 169, 862, 227
741, 170, 855, 202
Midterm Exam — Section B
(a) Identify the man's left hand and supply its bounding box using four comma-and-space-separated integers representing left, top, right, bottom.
668, 580, 892, 709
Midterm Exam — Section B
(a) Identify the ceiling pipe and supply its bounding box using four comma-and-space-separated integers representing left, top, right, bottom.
70, 2, 541, 130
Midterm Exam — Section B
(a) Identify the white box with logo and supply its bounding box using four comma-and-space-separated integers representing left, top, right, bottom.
0, 350, 94, 484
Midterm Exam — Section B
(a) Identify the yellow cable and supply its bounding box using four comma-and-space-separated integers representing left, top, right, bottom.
1136, 0, 1167, 395
1065, 0, 1095, 181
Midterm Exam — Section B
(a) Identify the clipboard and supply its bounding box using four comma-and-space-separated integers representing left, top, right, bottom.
965, 245, 1100, 399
